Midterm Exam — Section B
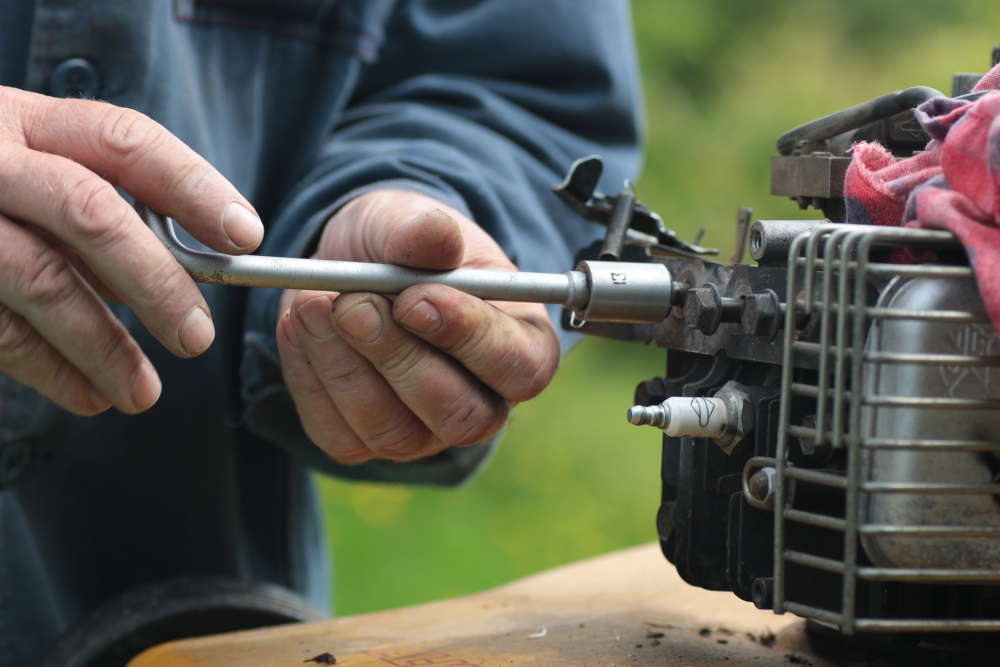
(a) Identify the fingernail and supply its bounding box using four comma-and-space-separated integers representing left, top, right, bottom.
222, 202, 264, 249
337, 301, 383, 343
282, 313, 304, 351
179, 306, 215, 355
129, 360, 162, 411
298, 296, 336, 340
399, 299, 443, 334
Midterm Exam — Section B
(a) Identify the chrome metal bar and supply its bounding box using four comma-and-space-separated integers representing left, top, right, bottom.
791, 342, 823, 356
789, 383, 821, 398
785, 549, 845, 573
782, 602, 844, 627
774, 231, 815, 615
139, 206, 590, 309
856, 568, 1000, 582
863, 438, 1000, 452
861, 482, 1000, 494
784, 509, 846, 532
785, 467, 848, 489
866, 264, 973, 278
863, 397, 1000, 409
865, 307, 986, 322
858, 525, 1000, 537
841, 230, 873, 635
864, 352, 1000, 366
854, 619, 1000, 632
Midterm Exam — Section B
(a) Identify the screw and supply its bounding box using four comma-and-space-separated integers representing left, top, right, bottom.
748, 467, 776, 506
684, 285, 722, 334
741, 289, 783, 341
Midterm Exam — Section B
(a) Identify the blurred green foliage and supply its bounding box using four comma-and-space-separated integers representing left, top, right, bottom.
319, 1, 998, 615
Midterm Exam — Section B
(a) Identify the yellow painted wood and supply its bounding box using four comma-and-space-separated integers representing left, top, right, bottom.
129, 544, 826, 666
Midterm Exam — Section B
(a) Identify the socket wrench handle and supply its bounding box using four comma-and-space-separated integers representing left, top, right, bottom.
139, 205, 674, 323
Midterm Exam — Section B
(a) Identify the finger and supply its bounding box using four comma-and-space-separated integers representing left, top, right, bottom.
317, 191, 469, 268
276, 310, 375, 465
0, 146, 215, 358
0, 305, 111, 416
56, 248, 120, 302
0, 219, 160, 413
393, 285, 559, 402
14, 222, 118, 300
328, 292, 510, 449
289, 293, 447, 461
6, 87, 263, 252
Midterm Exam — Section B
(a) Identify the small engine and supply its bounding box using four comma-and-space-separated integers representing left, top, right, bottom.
565, 64, 1000, 646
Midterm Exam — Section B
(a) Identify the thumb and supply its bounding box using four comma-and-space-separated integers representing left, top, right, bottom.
315, 190, 466, 268
381, 208, 465, 270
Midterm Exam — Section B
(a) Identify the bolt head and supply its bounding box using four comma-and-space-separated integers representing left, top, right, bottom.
748, 467, 776, 507
684, 287, 721, 334
741, 290, 781, 340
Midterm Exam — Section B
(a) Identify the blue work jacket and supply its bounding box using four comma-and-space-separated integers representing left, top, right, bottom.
0, 1, 641, 664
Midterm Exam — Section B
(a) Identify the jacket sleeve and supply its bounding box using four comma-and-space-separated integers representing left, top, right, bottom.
240, 0, 643, 485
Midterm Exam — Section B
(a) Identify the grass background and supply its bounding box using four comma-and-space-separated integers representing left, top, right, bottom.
318, 1, 998, 615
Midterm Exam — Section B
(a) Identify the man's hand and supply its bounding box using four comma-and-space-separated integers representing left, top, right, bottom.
0, 86, 263, 415
276, 190, 561, 464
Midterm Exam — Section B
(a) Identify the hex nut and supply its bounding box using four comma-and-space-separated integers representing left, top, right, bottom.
684, 285, 722, 335
741, 289, 782, 341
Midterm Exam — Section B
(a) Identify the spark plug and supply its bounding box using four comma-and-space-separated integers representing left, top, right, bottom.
628, 381, 755, 455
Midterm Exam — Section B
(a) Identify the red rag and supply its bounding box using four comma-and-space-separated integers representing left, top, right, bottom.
842, 63, 1000, 329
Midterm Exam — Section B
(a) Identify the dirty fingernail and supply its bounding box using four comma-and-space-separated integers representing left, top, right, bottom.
337, 301, 384, 343
298, 296, 336, 340
129, 360, 162, 412
179, 306, 215, 356
400, 300, 443, 334
223, 202, 264, 249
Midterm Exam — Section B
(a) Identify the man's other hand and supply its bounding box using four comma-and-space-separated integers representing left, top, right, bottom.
0, 86, 263, 415
277, 190, 560, 464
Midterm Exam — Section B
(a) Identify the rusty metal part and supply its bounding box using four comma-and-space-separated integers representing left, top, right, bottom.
770, 154, 850, 201
684, 284, 743, 336
727, 207, 753, 266
741, 289, 784, 342
552, 156, 718, 257
598, 181, 636, 261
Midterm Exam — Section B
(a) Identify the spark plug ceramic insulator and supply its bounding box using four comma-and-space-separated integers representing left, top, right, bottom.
628, 381, 755, 455
627, 396, 728, 439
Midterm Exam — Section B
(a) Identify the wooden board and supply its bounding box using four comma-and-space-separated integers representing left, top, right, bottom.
129, 543, 842, 666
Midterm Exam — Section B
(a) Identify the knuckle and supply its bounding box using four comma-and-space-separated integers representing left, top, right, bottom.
166, 160, 213, 201
0, 307, 35, 358
62, 177, 130, 244
365, 418, 435, 461
377, 344, 424, 385
317, 352, 371, 385
99, 106, 158, 160
453, 321, 557, 402
327, 446, 375, 466
436, 393, 508, 447
306, 424, 373, 465
500, 346, 559, 402
91, 329, 138, 380
135, 252, 190, 313
17, 249, 80, 310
